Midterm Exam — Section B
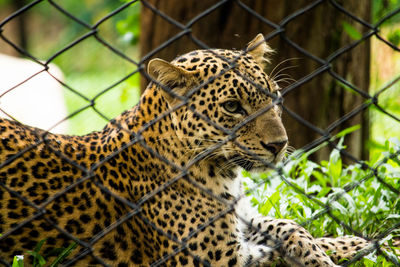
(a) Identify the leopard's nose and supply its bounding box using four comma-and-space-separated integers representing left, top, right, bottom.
260, 140, 288, 156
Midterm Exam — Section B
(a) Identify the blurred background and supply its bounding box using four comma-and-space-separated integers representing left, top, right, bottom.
0, 0, 399, 162
0, 0, 141, 135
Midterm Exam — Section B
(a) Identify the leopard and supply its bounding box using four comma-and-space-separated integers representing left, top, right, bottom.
0, 33, 371, 266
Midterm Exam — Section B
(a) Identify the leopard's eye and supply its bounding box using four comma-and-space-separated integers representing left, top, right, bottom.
222, 101, 245, 115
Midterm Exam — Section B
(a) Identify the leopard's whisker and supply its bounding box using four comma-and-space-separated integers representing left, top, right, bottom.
269, 58, 300, 79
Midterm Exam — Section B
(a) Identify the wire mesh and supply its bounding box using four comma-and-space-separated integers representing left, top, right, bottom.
0, 0, 399, 266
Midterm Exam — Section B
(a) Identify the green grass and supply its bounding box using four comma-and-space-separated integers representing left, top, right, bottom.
244, 137, 400, 266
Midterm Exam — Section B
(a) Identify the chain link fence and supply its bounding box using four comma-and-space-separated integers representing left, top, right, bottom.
0, 0, 399, 266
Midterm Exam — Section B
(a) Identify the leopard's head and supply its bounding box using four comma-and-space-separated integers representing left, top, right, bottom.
148, 34, 287, 171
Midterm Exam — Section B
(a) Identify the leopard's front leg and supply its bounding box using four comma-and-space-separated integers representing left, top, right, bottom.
240, 217, 339, 266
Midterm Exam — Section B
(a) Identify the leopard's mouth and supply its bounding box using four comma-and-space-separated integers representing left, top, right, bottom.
228, 150, 283, 172
229, 155, 255, 171
229, 154, 277, 172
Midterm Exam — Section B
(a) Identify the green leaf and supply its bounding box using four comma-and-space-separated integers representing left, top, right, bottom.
335, 80, 358, 95
259, 190, 281, 216
26, 239, 47, 267
328, 148, 342, 184
26, 251, 46, 267
336, 124, 360, 138
241, 170, 251, 178
388, 28, 400, 47
317, 187, 331, 198
342, 21, 362, 40
12, 256, 24, 267
312, 170, 327, 187
33, 239, 47, 253
48, 242, 78, 267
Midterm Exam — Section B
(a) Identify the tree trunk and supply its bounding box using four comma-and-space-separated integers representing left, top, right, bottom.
140, 0, 370, 161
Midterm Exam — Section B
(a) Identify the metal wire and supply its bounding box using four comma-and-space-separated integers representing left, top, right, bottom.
0, 0, 399, 266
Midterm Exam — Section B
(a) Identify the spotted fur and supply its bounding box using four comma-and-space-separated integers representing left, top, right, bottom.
0, 34, 369, 266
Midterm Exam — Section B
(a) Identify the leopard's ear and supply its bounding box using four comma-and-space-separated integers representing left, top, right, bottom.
246, 33, 274, 69
148, 58, 197, 104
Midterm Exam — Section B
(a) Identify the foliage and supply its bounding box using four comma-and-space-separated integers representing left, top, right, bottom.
388, 28, 400, 47
369, 43, 400, 160
342, 21, 362, 40
64, 70, 141, 135
342, 2, 400, 48
244, 137, 400, 266
11, 240, 77, 267
373, 0, 400, 24
11, 256, 23, 267
56, 0, 141, 134
116, 1, 141, 45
